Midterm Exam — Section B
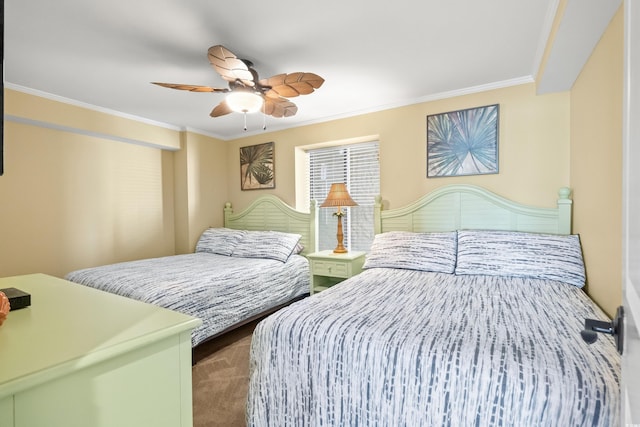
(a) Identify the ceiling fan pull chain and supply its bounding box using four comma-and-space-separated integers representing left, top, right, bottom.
263, 104, 267, 130
243, 112, 248, 131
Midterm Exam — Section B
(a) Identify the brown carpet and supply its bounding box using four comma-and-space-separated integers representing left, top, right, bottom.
192, 320, 258, 427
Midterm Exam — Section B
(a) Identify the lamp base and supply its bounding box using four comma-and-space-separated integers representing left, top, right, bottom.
332, 207, 350, 254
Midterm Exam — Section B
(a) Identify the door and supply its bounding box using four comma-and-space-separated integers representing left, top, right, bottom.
622, 0, 640, 423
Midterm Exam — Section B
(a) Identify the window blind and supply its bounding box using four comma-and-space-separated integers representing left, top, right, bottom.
308, 141, 380, 251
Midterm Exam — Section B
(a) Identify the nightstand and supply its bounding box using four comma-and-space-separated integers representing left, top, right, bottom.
307, 250, 366, 294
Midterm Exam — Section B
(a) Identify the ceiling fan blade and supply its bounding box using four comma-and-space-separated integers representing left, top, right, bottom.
260, 72, 325, 98
152, 82, 228, 92
210, 100, 233, 117
207, 45, 255, 87
264, 97, 298, 118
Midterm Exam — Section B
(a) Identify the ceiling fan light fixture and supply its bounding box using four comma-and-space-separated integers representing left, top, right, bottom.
226, 91, 264, 113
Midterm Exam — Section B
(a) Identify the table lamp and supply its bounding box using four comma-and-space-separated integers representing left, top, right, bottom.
320, 183, 358, 253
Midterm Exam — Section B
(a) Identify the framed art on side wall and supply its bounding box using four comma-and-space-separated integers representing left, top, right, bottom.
427, 104, 499, 178
240, 141, 275, 190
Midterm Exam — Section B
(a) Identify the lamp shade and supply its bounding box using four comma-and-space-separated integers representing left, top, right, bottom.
226, 92, 264, 113
320, 183, 358, 207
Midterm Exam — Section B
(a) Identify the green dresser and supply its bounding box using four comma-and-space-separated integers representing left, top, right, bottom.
0, 274, 201, 427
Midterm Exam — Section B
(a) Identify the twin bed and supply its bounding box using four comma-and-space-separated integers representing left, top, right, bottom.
245, 185, 620, 426
63, 185, 620, 425
65, 195, 317, 348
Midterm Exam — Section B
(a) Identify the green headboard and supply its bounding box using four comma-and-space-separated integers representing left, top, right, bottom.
374, 185, 573, 235
224, 195, 318, 255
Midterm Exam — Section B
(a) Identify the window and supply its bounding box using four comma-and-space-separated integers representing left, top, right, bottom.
308, 141, 380, 252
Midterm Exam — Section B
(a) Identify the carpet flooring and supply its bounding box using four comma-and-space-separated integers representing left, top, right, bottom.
192, 320, 259, 427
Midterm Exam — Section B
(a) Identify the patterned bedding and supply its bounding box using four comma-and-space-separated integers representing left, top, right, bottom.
246, 268, 620, 426
65, 252, 309, 346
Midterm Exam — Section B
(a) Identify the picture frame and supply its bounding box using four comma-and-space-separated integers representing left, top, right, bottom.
240, 141, 275, 190
427, 104, 499, 178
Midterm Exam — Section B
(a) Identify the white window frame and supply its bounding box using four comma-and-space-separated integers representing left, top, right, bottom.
295, 136, 380, 252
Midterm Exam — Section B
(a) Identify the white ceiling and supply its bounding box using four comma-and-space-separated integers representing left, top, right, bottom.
3, 0, 620, 141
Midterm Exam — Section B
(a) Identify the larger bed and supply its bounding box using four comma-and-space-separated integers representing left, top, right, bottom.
246, 185, 620, 426
65, 195, 317, 348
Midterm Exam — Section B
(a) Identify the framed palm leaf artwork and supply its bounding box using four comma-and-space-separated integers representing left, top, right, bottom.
427, 104, 499, 177
240, 142, 275, 190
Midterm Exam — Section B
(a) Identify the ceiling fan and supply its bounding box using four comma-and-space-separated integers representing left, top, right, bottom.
152, 45, 325, 124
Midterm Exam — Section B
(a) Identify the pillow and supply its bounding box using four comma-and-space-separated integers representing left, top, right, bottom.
231, 230, 302, 263
195, 228, 247, 256
455, 230, 586, 287
363, 231, 457, 273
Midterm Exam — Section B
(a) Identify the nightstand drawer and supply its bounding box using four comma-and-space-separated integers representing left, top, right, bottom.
312, 261, 349, 277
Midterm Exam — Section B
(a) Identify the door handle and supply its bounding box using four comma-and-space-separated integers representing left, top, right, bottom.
581, 305, 624, 354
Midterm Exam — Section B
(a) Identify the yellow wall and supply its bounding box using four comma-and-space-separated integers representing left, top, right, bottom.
0, 89, 225, 278
174, 131, 229, 254
570, 6, 624, 316
0, 119, 175, 277
227, 83, 570, 212
6, 89, 181, 151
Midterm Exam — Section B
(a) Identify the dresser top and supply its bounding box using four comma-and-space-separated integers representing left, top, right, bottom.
0, 274, 201, 397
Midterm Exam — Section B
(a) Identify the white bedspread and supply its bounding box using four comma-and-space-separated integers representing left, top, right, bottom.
247, 268, 620, 426
65, 253, 309, 346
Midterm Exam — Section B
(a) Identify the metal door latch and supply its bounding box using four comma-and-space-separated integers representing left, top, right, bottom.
581, 305, 624, 354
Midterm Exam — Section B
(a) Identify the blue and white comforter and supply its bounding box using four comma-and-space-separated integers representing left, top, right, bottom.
247, 268, 620, 426
65, 253, 309, 346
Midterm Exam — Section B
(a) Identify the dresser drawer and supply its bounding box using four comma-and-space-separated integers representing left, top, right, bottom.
312, 260, 349, 278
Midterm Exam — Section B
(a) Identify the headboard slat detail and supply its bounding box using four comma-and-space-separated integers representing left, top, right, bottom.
375, 185, 573, 235
224, 195, 318, 255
